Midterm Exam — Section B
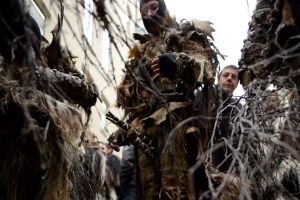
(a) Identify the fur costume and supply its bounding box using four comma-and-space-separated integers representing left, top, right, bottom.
116, 16, 219, 199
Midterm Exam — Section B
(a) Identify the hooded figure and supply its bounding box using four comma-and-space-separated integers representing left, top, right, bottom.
139, 0, 174, 36
112, 0, 219, 199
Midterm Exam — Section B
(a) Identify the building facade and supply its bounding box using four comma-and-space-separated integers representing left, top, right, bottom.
26, 0, 141, 141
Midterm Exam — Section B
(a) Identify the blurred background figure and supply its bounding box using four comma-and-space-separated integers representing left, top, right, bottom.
119, 145, 138, 200
99, 141, 121, 198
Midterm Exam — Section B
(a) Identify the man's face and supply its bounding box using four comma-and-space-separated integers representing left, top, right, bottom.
99, 143, 107, 155
140, 0, 162, 35
98, 143, 113, 156
219, 68, 238, 96
140, 0, 159, 20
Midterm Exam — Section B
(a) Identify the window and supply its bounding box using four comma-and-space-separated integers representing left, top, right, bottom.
102, 30, 110, 72
84, 0, 93, 43
27, 0, 46, 35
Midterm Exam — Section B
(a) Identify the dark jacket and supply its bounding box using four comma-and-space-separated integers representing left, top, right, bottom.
106, 154, 121, 185
214, 92, 242, 172
120, 145, 136, 186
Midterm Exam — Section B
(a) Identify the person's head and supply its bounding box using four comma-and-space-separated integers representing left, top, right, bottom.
218, 65, 239, 96
105, 144, 113, 156
98, 142, 113, 156
140, 0, 168, 35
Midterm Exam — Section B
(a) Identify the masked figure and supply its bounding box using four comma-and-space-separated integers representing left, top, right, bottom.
112, 0, 219, 199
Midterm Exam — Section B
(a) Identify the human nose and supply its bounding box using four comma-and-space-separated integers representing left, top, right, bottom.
226, 75, 233, 82
148, 9, 155, 16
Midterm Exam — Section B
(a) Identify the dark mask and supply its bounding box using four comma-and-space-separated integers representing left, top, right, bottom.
140, 0, 167, 35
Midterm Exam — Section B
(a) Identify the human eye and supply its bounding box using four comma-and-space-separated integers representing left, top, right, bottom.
222, 73, 229, 77
151, 4, 159, 9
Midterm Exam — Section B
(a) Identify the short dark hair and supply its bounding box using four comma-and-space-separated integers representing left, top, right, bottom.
217, 65, 238, 81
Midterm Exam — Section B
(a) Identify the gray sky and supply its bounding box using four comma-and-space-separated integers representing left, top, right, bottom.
164, 0, 256, 96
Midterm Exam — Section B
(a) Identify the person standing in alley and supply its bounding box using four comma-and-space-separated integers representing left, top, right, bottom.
108, 0, 219, 199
